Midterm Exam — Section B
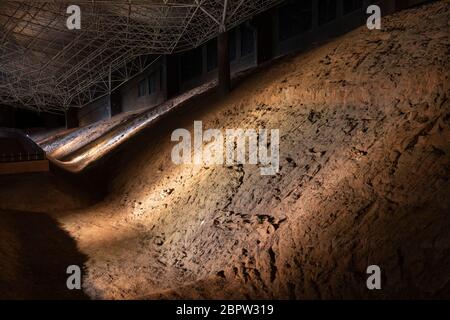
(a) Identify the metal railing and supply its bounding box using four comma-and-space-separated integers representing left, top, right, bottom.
0, 152, 46, 163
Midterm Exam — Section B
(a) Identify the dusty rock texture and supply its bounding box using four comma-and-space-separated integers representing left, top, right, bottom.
1, 1, 449, 299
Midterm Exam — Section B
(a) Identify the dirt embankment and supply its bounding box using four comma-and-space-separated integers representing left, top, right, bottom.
1, 1, 449, 299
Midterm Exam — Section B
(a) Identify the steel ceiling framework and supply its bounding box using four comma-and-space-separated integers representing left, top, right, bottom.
0, 0, 281, 114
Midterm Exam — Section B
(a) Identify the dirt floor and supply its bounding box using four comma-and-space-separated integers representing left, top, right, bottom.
1, 1, 449, 299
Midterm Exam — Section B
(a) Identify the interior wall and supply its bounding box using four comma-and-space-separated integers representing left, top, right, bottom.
78, 95, 111, 127
275, 0, 370, 56
179, 24, 257, 92
0, 105, 16, 128
100, 0, 431, 123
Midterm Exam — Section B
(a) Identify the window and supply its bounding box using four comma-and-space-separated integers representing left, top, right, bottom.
241, 24, 255, 57
343, 0, 363, 15
138, 79, 146, 97
148, 71, 158, 95
278, 0, 313, 41
180, 46, 203, 82
318, 0, 337, 26
229, 29, 236, 61
206, 39, 217, 71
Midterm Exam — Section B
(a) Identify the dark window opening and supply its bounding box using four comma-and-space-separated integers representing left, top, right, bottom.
278, 0, 313, 41
138, 79, 146, 97
343, 0, 363, 15
206, 38, 218, 71
241, 24, 255, 57
180, 46, 203, 82
148, 71, 158, 95
318, 0, 337, 26
229, 29, 236, 61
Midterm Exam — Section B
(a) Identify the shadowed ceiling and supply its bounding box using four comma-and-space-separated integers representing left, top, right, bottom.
0, 0, 281, 113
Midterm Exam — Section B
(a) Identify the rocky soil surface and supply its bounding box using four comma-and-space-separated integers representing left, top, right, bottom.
1, 1, 449, 299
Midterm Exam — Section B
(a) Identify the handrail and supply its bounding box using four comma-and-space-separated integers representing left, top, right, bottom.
0, 152, 46, 163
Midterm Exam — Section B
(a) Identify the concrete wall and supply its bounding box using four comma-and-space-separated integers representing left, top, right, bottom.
74, 0, 430, 127
65, 108, 79, 129
78, 95, 111, 127
0, 105, 16, 128
180, 24, 257, 92
273, 0, 400, 57
408, 0, 429, 5
120, 57, 166, 113
397, 0, 431, 9
272, 0, 429, 56
1, 106, 64, 129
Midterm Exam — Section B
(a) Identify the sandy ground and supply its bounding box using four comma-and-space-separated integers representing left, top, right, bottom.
1, 1, 449, 299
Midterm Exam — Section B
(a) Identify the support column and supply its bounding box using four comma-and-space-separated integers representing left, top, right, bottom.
65, 107, 78, 129
218, 31, 231, 95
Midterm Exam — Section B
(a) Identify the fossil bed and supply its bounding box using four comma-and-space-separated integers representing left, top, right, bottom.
0, 1, 449, 299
